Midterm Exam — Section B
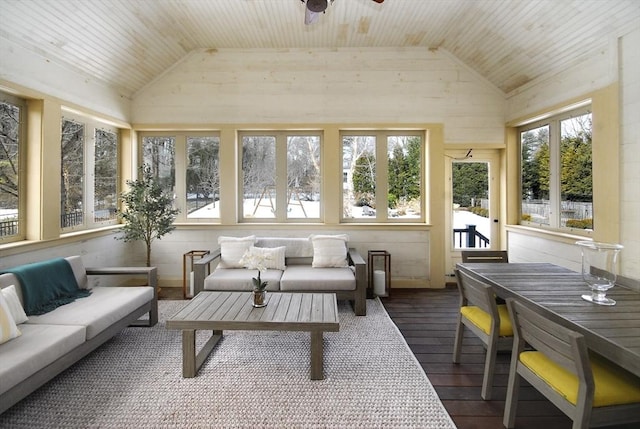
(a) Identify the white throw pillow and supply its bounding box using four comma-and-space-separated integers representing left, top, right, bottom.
310, 234, 349, 268
217, 235, 256, 268
247, 246, 286, 270
0, 291, 21, 345
1, 285, 28, 324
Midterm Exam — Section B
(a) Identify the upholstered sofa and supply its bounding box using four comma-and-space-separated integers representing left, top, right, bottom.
0, 256, 157, 414
193, 235, 367, 316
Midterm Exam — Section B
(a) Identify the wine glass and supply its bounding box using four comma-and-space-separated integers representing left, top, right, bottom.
576, 241, 623, 306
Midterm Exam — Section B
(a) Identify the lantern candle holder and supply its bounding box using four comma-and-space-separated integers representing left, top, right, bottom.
183, 250, 210, 299
368, 250, 391, 298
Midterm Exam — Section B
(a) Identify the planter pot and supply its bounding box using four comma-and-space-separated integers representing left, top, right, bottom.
252, 290, 267, 307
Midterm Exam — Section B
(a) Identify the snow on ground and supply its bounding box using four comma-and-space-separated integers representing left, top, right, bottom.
189, 200, 488, 238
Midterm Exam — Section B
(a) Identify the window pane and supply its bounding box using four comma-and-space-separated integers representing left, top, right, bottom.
387, 136, 421, 219
61, 119, 85, 228
242, 136, 276, 219
560, 113, 592, 229
521, 125, 550, 225
94, 129, 118, 222
142, 136, 176, 195
0, 100, 20, 238
342, 135, 376, 219
287, 135, 320, 219
186, 136, 220, 219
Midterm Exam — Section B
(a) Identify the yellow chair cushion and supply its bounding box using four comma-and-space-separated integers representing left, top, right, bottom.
460, 304, 513, 336
520, 351, 640, 407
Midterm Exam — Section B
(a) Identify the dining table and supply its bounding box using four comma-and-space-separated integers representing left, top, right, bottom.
456, 262, 640, 378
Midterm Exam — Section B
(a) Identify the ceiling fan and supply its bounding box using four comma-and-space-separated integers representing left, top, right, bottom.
302, 0, 384, 25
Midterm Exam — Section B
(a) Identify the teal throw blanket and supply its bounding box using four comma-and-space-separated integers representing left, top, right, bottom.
4, 258, 92, 315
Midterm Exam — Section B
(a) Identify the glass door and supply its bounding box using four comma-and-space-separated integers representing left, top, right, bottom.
445, 150, 501, 275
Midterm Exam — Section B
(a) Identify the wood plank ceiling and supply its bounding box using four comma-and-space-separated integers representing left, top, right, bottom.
1, 0, 639, 97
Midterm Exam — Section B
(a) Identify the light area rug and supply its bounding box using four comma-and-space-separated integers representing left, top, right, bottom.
0, 298, 456, 429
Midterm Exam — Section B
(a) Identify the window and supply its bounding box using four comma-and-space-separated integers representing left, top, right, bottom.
142, 135, 176, 195
60, 111, 119, 231
342, 131, 423, 221
186, 136, 220, 219
141, 132, 220, 220
520, 106, 593, 231
61, 118, 85, 228
94, 129, 118, 222
0, 93, 24, 241
240, 131, 321, 221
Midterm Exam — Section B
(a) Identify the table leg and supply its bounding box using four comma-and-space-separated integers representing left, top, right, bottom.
182, 329, 223, 378
182, 329, 196, 378
310, 331, 324, 380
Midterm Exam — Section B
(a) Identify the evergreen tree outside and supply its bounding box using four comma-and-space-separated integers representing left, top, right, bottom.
388, 136, 421, 209
352, 152, 376, 207
452, 162, 488, 208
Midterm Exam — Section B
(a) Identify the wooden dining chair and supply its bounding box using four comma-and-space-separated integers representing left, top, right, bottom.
453, 269, 513, 400
461, 250, 509, 263
503, 298, 640, 429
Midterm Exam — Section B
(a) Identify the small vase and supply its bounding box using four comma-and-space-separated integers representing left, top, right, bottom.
252, 290, 267, 307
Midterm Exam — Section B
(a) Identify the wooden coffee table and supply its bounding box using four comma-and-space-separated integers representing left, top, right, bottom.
166, 291, 340, 380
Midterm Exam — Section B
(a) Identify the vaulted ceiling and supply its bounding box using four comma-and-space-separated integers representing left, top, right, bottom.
1, 0, 639, 97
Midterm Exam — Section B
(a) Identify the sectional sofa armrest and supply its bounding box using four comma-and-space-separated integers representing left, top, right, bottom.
348, 248, 367, 316
193, 248, 222, 295
85, 266, 158, 326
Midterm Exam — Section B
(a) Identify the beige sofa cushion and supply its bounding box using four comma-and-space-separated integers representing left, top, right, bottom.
0, 323, 86, 395
217, 235, 256, 268
280, 266, 356, 291
25, 286, 153, 340
204, 269, 282, 291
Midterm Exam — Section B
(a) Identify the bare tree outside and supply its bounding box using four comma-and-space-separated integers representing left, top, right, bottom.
242, 135, 276, 218
94, 128, 118, 222
142, 136, 176, 196
342, 135, 376, 218
186, 136, 220, 217
287, 135, 320, 218
0, 99, 20, 237
61, 118, 84, 228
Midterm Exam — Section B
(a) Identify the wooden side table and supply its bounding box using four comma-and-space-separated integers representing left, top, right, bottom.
183, 250, 210, 299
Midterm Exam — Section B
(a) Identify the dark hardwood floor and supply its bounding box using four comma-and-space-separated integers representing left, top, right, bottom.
381, 288, 638, 429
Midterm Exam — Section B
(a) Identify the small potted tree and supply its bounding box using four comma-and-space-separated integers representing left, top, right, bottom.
117, 164, 180, 267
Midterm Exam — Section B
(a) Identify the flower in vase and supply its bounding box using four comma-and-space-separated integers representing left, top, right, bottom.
239, 247, 272, 292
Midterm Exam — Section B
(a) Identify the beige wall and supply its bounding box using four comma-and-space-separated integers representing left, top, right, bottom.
132, 48, 505, 144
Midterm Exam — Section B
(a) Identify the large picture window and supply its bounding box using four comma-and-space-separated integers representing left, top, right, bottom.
342, 131, 423, 222
240, 131, 321, 221
520, 106, 593, 231
0, 93, 24, 242
61, 111, 119, 231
